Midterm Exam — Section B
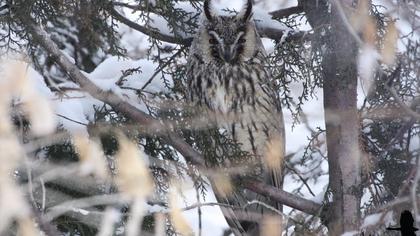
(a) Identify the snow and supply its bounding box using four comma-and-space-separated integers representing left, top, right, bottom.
358, 45, 380, 97
119, 25, 150, 59
147, 204, 167, 214
54, 96, 90, 134
253, 7, 290, 32
341, 231, 359, 236
311, 179, 328, 203
26, 66, 55, 98
361, 213, 382, 228
73, 208, 90, 215
362, 211, 394, 228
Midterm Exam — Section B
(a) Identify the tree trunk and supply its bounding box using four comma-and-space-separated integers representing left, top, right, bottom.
323, 2, 362, 234
301, 0, 362, 234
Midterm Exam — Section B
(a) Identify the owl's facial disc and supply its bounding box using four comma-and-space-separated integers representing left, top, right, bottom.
207, 27, 247, 64
202, 0, 254, 64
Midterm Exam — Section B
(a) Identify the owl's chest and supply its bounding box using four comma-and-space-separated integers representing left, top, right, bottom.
189, 63, 268, 114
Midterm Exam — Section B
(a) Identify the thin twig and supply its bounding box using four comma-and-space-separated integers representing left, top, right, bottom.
56, 114, 89, 126
139, 46, 186, 92
195, 187, 202, 236
285, 163, 316, 197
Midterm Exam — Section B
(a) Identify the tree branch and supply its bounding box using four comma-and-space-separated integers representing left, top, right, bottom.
18, 16, 321, 217
269, 6, 304, 19
242, 179, 321, 216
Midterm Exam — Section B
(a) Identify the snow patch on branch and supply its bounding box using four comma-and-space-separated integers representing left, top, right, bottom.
25, 56, 170, 134
253, 7, 290, 32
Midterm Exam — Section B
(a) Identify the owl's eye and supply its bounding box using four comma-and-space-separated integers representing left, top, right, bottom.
209, 38, 218, 44
238, 37, 246, 43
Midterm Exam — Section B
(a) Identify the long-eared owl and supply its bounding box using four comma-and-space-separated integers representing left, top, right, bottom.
186, 0, 285, 235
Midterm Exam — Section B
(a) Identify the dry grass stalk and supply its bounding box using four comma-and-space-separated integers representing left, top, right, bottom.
115, 135, 154, 236
73, 135, 109, 179
154, 213, 166, 236
264, 135, 284, 173
169, 187, 194, 236
0, 179, 31, 234
115, 135, 154, 199
17, 217, 39, 236
6, 60, 56, 136
260, 215, 283, 236
212, 174, 233, 198
381, 21, 398, 66
97, 208, 120, 236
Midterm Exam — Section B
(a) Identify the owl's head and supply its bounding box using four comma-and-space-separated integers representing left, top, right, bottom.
197, 0, 259, 64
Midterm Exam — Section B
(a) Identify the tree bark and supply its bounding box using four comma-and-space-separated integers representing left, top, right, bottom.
322, 2, 361, 234
301, 0, 362, 234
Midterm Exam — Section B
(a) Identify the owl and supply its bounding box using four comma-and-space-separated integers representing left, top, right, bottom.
186, 0, 285, 235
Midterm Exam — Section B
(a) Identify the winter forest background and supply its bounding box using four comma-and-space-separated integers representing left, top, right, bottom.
0, 0, 418, 235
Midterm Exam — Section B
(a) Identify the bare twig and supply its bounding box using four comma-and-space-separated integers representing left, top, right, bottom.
56, 114, 89, 126
285, 163, 316, 197
139, 46, 186, 92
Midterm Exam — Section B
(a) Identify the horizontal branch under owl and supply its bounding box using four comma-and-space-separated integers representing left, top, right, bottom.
107, 4, 307, 46
18, 11, 322, 219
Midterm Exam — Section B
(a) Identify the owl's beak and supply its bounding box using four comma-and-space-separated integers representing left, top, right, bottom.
223, 51, 233, 63
222, 45, 235, 63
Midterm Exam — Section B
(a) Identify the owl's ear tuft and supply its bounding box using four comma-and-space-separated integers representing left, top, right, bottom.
238, 0, 253, 22
204, 0, 213, 22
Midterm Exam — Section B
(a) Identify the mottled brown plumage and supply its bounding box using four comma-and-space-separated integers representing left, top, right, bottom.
186, 1, 285, 235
